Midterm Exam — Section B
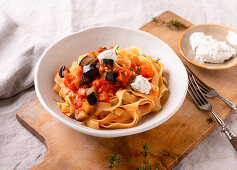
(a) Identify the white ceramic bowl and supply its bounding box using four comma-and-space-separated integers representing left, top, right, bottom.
35, 26, 188, 138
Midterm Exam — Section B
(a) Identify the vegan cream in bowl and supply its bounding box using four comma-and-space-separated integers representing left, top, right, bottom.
179, 24, 237, 70
190, 32, 236, 64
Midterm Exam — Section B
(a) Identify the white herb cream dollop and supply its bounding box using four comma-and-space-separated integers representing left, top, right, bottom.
190, 32, 237, 63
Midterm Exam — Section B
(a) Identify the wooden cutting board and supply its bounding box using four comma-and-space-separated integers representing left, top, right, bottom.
17, 11, 237, 170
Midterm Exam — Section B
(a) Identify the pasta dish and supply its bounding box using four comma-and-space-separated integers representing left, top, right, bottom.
53, 46, 168, 129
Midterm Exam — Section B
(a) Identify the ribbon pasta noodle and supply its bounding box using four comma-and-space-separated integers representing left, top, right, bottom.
53, 46, 168, 129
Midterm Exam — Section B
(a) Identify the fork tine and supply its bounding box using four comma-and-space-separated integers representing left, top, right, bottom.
186, 69, 209, 92
185, 65, 211, 90
189, 74, 209, 104
188, 77, 205, 106
197, 84, 209, 93
188, 88, 200, 107
187, 70, 209, 93
188, 74, 207, 105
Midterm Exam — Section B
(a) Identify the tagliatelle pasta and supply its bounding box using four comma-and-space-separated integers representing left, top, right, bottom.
53, 46, 168, 129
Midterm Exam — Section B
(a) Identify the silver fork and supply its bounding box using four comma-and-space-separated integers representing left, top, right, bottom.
186, 65, 237, 114
188, 73, 237, 151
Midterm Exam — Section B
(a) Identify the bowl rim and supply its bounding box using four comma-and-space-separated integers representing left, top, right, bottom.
34, 25, 188, 138
179, 23, 237, 70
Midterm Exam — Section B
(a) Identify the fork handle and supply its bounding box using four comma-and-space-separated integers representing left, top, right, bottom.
222, 127, 237, 151
211, 110, 237, 151
230, 137, 237, 151
217, 95, 237, 113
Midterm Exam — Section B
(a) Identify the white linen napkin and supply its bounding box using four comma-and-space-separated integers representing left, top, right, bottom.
0, 12, 47, 98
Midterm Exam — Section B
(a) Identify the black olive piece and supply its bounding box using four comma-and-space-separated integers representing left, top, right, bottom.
59, 66, 65, 78
86, 87, 98, 105
82, 62, 99, 77
105, 71, 118, 82
103, 47, 107, 50
102, 59, 114, 67
79, 55, 97, 66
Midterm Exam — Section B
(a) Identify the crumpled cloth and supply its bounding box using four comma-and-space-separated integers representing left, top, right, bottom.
0, 12, 47, 98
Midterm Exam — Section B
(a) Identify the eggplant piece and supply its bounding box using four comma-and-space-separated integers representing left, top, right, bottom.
82, 62, 99, 77
59, 66, 69, 78
102, 59, 114, 67
80, 74, 91, 85
86, 87, 98, 105
79, 55, 97, 66
80, 62, 99, 85
105, 71, 118, 82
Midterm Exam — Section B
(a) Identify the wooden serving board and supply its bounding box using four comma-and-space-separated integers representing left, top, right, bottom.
17, 11, 237, 170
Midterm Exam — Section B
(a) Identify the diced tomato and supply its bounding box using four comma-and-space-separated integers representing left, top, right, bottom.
76, 66, 83, 77
136, 64, 155, 78
98, 91, 109, 102
97, 46, 104, 53
131, 56, 140, 67
64, 73, 76, 91
73, 88, 87, 109
64, 66, 83, 91
78, 88, 86, 96
130, 56, 155, 78
92, 78, 119, 102
117, 66, 135, 85
92, 79, 108, 89
74, 99, 83, 109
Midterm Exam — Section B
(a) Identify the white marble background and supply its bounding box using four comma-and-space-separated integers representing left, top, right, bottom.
1, 0, 237, 169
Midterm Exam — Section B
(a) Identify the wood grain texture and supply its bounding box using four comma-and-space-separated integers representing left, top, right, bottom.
17, 11, 237, 170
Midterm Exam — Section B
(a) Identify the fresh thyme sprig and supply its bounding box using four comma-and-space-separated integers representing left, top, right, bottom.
137, 144, 151, 170
152, 17, 188, 30
107, 144, 162, 170
168, 19, 187, 30
108, 154, 121, 169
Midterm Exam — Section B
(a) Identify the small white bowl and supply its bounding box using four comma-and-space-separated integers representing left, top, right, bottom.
34, 26, 188, 138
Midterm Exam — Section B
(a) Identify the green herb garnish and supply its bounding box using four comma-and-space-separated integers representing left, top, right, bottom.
115, 46, 120, 55
121, 71, 125, 74
106, 143, 162, 169
130, 68, 134, 71
111, 103, 114, 106
107, 154, 121, 169
127, 91, 132, 95
155, 57, 161, 63
108, 84, 111, 87
129, 77, 131, 82
152, 16, 188, 30
168, 19, 186, 30
152, 17, 159, 23
122, 100, 124, 105
67, 103, 71, 107
136, 68, 141, 73
138, 144, 150, 170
